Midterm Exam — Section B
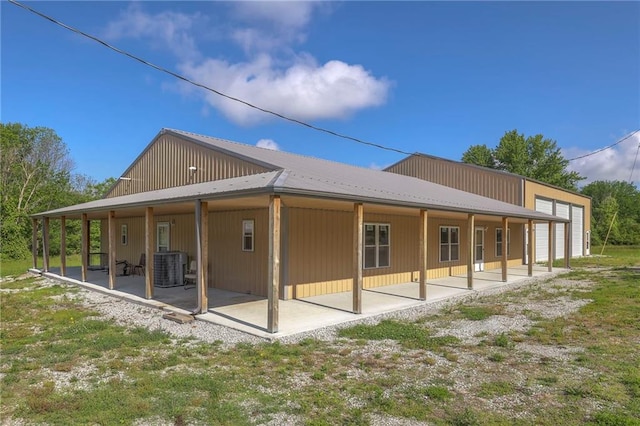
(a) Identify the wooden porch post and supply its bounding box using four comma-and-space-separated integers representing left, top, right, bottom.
467, 213, 475, 289
501, 217, 508, 282
31, 218, 38, 269
353, 203, 364, 314
60, 216, 67, 277
108, 210, 116, 289
145, 207, 154, 299
547, 221, 554, 272
267, 195, 281, 333
81, 213, 88, 282
527, 220, 534, 277
419, 209, 428, 300
42, 217, 50, 272
564, 221, 571, 268
200, 201, 209, 313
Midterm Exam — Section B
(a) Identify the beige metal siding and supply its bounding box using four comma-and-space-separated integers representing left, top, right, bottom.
100, 213, 197, 269
525, 180, 592, 257
107, 134, 271, 197
209, 209, 269, 297
386, 155, 522, 205
362, 213, 419, 289
285, 209, 516, 298
287, 208, 353, 298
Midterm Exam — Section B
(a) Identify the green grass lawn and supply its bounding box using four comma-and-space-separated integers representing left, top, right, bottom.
0, 254, 82, 278
1, 249, 639, 425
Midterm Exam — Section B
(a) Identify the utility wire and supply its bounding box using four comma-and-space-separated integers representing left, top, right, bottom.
9, 0, 639, 165
567, 129, 639, 162
629, 141, 640, 183
8, 0, 412, 156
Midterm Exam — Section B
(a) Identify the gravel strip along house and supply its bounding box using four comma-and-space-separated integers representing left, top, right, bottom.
31, 128, 570, 334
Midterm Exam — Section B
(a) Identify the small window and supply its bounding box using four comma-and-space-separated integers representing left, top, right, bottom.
157, 222, 170, 252
242, 220, 254, 251
121, 224, 128, 246
496, 228, 511, 257
363, 223, 390, 269
439, 226, 460, 262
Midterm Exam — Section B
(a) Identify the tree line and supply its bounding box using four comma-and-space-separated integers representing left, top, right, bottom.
1, 123, 115, 260
462, 129, 640, 246
1, 123, 638, 261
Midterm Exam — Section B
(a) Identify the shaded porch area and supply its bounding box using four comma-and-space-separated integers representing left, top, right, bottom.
37, 264, 563, 339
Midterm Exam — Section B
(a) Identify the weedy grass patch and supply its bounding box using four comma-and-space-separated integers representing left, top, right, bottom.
2, 251, 639, 426
338, 319, 460, 353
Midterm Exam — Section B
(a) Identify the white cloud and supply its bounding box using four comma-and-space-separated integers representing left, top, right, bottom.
103, 3, 205, 61
230, 2, 322, 53
369, 162, 391, 170
102, 3, 390, 126
256, 139, 280, 150
564, 132, 640, 187
179, 55, 390, 125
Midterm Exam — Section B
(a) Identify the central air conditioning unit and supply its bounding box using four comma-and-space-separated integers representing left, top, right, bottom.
153, 252, 187, 288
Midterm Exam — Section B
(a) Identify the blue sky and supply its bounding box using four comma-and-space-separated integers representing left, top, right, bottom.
3, 1, 639, 187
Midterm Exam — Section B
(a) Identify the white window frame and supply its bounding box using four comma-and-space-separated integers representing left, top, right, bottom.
363, 223, 390, 269
157, 222, 170, 252
120, 224, 128, 246
242, 219, 254, 252
496, 228, 511, 257
439, 226, 460, 262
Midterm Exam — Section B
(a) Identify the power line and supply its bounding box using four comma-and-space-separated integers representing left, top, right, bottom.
8, 0, 413, 156
8, 0, 639, 166
629, 141, 640, 183
567, 129, 640, 162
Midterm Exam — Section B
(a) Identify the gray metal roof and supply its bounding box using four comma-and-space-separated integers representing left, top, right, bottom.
34, 128, 567, 222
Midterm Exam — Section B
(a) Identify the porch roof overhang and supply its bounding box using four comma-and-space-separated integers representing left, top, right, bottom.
33, 168, 566, 224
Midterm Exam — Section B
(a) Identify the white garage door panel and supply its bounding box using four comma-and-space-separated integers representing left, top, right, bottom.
535, 199, 553, 262
572, 206, 584, 257
555, 203, 570, 260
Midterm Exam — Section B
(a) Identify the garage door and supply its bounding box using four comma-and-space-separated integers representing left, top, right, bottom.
535, 198, 553, 262
555, 202, 570, 260
572, 206, 584, 257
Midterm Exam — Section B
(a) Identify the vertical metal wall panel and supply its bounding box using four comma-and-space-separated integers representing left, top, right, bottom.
554, 202, 570, 260
524, 181, 591, 259
386, 155, 522, 205
106, 134, 271, 198
362, 213, 419, 289
535, 198, 553, 262
287, 208, 352, 298
572, 206, 584, 257
209, 209, 269, 297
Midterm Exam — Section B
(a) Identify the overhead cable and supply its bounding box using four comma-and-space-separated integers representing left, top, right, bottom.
567, 130, 640, 162
7, 0, 412, 156
9, 0, 638, 166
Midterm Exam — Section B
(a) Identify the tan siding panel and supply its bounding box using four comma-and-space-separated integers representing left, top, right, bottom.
209, 209, 269, 297
107, 134, 270, 197
387, 155, 522, 205
287, 208, 352, 298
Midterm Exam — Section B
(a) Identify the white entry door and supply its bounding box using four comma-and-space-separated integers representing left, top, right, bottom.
475, 227, 485, 272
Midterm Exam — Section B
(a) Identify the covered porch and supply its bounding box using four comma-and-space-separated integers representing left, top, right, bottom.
36, 264, 563, 338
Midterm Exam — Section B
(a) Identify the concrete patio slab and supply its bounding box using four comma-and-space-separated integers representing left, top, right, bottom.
33, 264, 564, 339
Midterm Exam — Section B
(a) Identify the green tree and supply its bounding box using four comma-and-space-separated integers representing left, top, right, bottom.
581, 180, 640, 245
461, 144, 496, 168
462, 129, 585, 191
0, 123, 114, 260
1, 123, 75, 259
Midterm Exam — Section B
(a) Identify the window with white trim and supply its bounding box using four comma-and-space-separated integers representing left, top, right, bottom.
121, 224, 128, 246
496, 228, 511, 257
439, 226, 460, 262
364, 223, 390, 268
242, 220, 254, 252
